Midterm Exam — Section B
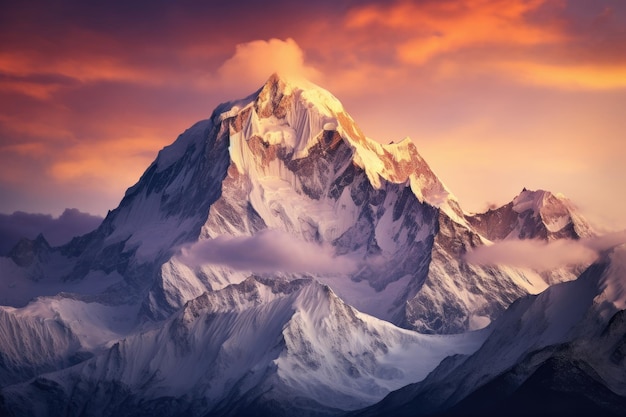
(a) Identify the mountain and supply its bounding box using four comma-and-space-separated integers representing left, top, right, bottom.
0, 73, 616, 416
465, 188, 593, 285
352, 246, 626, 417
2, 74, 563, 333
467, 188, 592, 242
0, 277, 486, 417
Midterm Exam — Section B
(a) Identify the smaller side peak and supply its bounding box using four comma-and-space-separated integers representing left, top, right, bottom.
518, 187, 542, 196
514, 188, 565, 206
34, 233, 50, 246
517, 188, 568, 202
468, 188, 592, 241
8, 234, 51, 267
513, 188, 556, 212
380, 137, 422, 168
511, 188, 592, 237
514, 188, 551, 206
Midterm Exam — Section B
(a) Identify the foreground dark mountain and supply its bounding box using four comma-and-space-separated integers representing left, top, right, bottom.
0, 74, 622, 417
352, 247, 626, 417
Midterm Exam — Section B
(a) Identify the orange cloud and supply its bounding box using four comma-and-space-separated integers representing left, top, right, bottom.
0, 114, 73, 141
0, 51, 165, 85
49, 134, 166, 188
341, 0, 626, 93
1, 142, 49, 156
0, 0, 624, 228
217, 38, 321, 92
346, 0, 567, 65
497, 61, 626, 90
0, 117, 164, 192
0, 79, 62, 100
0, 139, 53, 186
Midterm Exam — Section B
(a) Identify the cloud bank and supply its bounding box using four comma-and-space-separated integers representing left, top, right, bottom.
178, 229, 357, 275
0, 209, 103, 254
465, 231, 626, 271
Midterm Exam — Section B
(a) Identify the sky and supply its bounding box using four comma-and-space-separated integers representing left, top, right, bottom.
1, 0, 625, 232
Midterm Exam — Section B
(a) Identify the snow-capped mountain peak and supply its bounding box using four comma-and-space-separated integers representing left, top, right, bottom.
1, 73, 616, 417
512, 188, 591, 237
468, 187, 592, 242
224, 73, 456, 209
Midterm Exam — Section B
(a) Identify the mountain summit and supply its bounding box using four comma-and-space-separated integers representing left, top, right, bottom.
1, 74, 617, 417
97, 72, 562, 332
468, 188, 592, 241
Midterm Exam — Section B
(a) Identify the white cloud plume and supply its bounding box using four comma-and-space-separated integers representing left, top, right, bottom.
178, 229, 357, 274
465, 231, 626, 271
217, 38, 320, 91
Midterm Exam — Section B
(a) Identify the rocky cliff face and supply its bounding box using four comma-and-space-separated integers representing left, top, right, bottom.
354, 247, 626, 417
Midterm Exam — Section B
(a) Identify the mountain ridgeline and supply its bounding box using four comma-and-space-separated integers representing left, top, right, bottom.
0, 74, 623, 417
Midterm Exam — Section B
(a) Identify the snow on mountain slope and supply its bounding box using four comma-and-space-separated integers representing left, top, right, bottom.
124, 73, 446, 326
412, 186, 603, 334
0, 278, 488, 417
0, 306, 82, 387
354, 246, 626, 417
407, 211, 546, 333
0, 285, 138, 389
146, 73, 554, 333
2, 74, 582, 335
468, 188, 592, 241
466, 188, 594, 286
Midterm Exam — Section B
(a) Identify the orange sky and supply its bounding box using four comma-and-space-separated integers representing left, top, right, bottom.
1, 0, 625, 230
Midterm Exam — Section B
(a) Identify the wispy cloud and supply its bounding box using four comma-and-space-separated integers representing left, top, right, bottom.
346, 0, 566, 65
494, 61, 626, 91
178, 229, 357, 274
465, 231, 626, 271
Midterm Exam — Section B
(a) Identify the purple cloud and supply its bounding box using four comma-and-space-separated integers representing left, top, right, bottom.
0, 209, 103, 254
178, 229, 357, 274
465, 231, 626, 271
